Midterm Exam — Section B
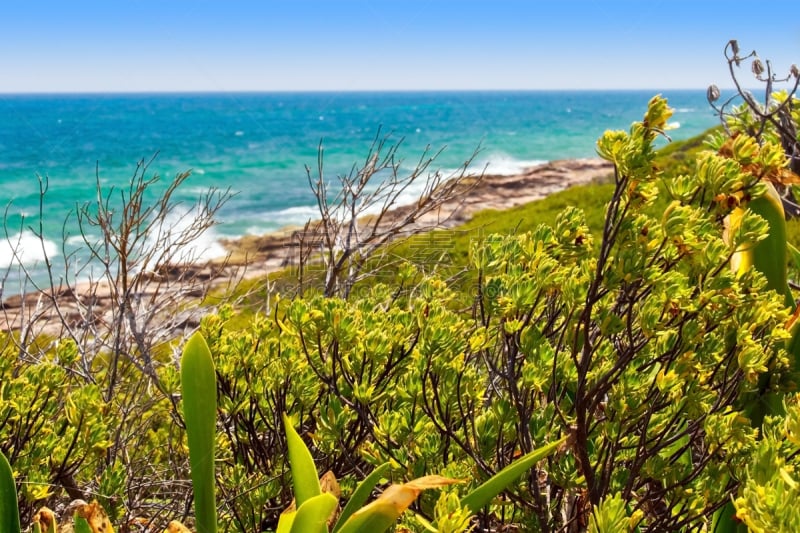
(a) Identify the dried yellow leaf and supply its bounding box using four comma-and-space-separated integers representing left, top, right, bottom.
373, 476, 462, 514
164, 521, 192, 533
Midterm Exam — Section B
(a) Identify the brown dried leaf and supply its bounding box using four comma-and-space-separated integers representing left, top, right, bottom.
32, 507, 57, 531
73, 501, 114, 533
319, 470, 341, 498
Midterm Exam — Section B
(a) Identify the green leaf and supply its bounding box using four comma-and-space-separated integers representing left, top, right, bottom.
460, 436, 566, 513
332, 462, 391, 533
711, 500, 748, 533
0, 450, 20, 533
788, 242, 800, 272
336, 499, 399, 533
283, 413, 322, 507
73, 516, 93, 533
290, 492, 338, 533
588, 493, 630, 533
276, 510, 296, 533
745, 184, 794, 309
181, 332, 218, 533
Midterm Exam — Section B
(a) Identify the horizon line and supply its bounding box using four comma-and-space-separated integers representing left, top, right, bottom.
0, 87, 727, 97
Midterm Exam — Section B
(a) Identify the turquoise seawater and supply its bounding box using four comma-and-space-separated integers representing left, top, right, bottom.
0, 91, 719, 285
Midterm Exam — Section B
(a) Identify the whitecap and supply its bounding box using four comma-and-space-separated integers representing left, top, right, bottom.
246, 225, 273, 235
234, 131, 244, 136
268, 205, 320, 223
277, 205, 319, 217
0, 231, 59, 269
143, 206, 228, 265
185, 186, 216, 196
66, 235, 92, 247
430, 153, 544, 178
479, 153, 547, 176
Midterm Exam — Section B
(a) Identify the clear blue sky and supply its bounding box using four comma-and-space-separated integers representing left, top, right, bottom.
1, 0, 797, 92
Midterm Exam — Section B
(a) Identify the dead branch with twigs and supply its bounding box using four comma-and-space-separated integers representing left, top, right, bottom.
0, 156, 239, 523
291, 131, 484, 298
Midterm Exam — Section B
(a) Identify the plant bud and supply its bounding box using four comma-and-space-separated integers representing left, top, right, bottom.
707, 84, 721, 103
729, 39, 740, 56
752, 58, 765, 77
791, 64, 800, 79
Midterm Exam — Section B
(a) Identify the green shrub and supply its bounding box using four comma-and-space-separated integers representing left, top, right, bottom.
5, 84, 800, 531
197, 96, 794, 530
0, 339, 118, 521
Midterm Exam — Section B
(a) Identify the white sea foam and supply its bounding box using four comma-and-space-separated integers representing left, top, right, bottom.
440, 153, 546, 177
185, 186, 216, 196
246, 225, 273, 236
66, 235, 90, 247
482, 154, 547, 176
674, 107, 696, 113
322, 153, 548, 221
144, 207, 228, 264
264, 205, 321, 226
0, 231, 59, 269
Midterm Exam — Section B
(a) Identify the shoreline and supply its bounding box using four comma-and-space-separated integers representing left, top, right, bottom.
0, 157, 614, 333
219, 157, 614, 277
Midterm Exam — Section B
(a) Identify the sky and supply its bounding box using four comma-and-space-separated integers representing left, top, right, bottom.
0, 0, 798, 93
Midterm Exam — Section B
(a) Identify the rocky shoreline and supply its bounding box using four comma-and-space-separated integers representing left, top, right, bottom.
0, 157, 614, 334
222, 157, 614, 275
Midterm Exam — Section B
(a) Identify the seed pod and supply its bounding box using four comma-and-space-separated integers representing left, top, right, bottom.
752, 58, 765, 77
707, 84, 721, 103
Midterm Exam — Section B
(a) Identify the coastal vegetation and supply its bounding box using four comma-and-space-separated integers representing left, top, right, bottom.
3, 41, 800, 532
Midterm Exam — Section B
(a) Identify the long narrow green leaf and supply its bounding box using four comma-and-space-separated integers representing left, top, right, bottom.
283, 413, 321, 507
0, 450, 20, 533
276, 510, 296, 533
181, 332, 218, 533
289, 492, 338, 533
460, 436, 566, 513
336, 499, 401, 533
332, 462, 391, 533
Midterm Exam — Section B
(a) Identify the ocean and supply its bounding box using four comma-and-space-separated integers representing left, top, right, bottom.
0, 90, 719, 288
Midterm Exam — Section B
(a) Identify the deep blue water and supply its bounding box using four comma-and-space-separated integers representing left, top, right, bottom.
0, 90, 720, 284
